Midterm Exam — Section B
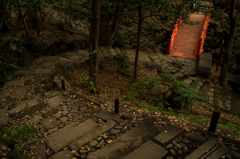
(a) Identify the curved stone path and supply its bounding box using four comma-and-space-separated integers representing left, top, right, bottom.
0, 46, 239, 159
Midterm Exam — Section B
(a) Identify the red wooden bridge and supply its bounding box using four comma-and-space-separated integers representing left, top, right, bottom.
168, 3, 212, 59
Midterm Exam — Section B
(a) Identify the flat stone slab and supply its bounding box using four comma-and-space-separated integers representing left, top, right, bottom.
205, 144, 228, 159
22, 144, 47, 159
123, 140, 168, 159
42, 62, 54, 67
14, 70, 34, 75
48, 150, 72, 159
34, 68, 54, 74
185, 139, 219, 159
126, 53, 151, 64
25, 115, 43, 124
44, 90, 62, 98
95, 111, 116, 122
14, 86, 29, 99
69, 120, 117, 150
41, 119, 99, 153
0, 87, 15, 100
11, 80, 26, 86
87, 121, 160, 159
9, 99, 39, 115
9, 102, 47, 120
40, 116, 61, 130
153, 125, 183, 144
47, 95, 65, 108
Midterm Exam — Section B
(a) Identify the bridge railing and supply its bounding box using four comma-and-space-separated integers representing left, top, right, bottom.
168, 4, 189, 55
196, 3, 212, 58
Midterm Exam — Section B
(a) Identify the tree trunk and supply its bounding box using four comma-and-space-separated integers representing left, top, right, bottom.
111, 6, 120, 39
0, 6, 32, 50
220, 0, 240, 91
223, 0, 232, 13
133, 4, 142, 82
89, 0, 100, 93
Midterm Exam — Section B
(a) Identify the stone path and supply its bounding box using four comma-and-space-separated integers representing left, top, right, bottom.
0, 45, 240, 158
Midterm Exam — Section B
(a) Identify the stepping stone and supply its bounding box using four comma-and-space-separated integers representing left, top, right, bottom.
14, 70, 33, 75
44, 90, 61, 98
42, 62, 54, 67
14, 86, 29, 99
34, 68, 54, 74
69, 120, 117, 150
48, 150, 72, 159
0, 87, 15, 100
9, 102, 47, 120
184, 132, 206, 142
185, 139, 227, 159
11, 80, 26, 86
41, 119, 99, 153
47, 95, 65, 108
87, 121, 160, 159
25, 115, 43, 124
8, 98, 39, 115
40, 116, 60, 130
123, 140, 167, 159
22, 144, 47, 159
153, 125, 183, 144
95, 111, 116, 122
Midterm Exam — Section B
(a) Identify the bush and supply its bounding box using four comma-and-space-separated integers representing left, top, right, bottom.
0, 124, 38, 158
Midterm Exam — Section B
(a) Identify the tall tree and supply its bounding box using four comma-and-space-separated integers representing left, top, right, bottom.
133, 1, 142, 82
220, 0, 240, 91
89, 0, 101, 93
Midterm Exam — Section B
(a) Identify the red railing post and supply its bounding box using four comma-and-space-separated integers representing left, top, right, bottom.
197, 38, 202, 58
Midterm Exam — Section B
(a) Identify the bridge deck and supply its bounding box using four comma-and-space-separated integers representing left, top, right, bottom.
169, 14, 206, 59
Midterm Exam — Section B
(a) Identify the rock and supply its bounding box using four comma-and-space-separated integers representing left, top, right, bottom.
145, 61, 159, 71
183, 79, 192, 85
74, 42, 81, 49
183, 132, 206, 142
110, 129, 120, 135
89, 140, 98, 147
60, 43, 68, 52
174, 72, 185, 78
31, 43, 45, 53
120, 113, 135, 120
171, 60, 183, 69
60, 117, 68, 123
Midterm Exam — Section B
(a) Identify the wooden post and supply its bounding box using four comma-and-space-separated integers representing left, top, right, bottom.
115, 98, 119, 114
61, 78, 65, 90
208, 109, 220, 133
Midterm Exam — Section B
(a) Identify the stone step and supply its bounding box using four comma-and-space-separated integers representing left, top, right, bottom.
69, 119, 117, 151
40, 118, 99, 153
123, 140, 168, 159
87, 121, 160, 159
185, 139, 228, 159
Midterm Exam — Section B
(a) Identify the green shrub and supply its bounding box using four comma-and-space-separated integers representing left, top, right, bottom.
160, 68, 204, 109
80, 73, 99, 94
114, 52, 130, 70
0, 124, 38, 158
0, 35, 24, 87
